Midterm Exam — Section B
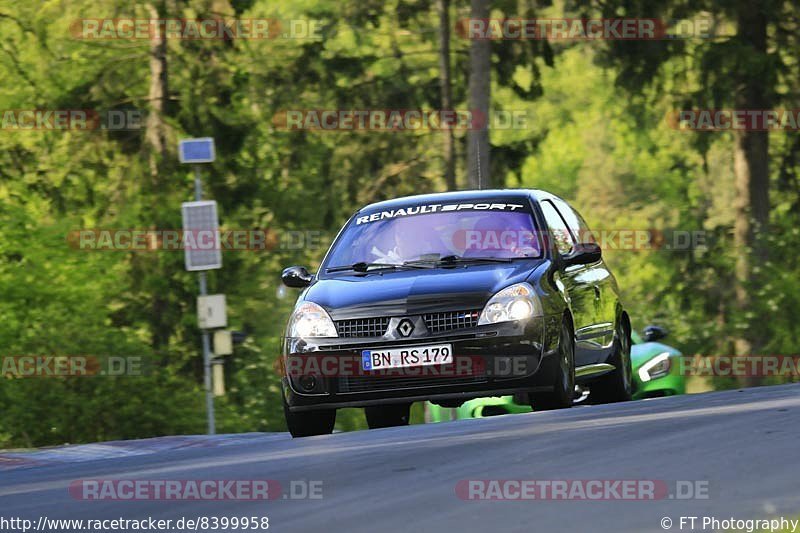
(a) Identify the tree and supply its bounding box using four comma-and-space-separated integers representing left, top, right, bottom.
580, 0, 797, 377
467, 0, 491, 189
731, 0, 770, 361
437, 0, 456, 191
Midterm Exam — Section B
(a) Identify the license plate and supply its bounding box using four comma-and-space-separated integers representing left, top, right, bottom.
361, 344, 453, 371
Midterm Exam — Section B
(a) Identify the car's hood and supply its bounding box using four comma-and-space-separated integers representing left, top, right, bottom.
631, 341, 682, 369
305, 260, 544, 319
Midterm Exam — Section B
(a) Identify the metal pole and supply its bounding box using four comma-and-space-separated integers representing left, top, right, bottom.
194, 165, 203, 200
195, 165, 215, 435
476, 138, 483, 190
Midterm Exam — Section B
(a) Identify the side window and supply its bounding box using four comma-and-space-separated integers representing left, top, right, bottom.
554, 199, 594, 244
540, 200, 574, 255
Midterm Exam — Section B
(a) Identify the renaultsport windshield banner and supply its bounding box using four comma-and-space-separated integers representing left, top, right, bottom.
355, 201, 530, 225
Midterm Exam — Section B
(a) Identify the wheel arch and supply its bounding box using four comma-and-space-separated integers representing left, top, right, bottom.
616, 306, 631, 341
562, 308, 574, 333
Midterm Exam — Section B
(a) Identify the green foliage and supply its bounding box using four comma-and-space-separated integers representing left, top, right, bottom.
0, 0, 798, 447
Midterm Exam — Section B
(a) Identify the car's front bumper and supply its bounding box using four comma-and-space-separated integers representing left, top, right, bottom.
282, 315, 560, 411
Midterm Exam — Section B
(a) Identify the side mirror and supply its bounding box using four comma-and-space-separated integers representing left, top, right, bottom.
563, 242, 602, 266
281, 266, 313, 288
643, 325, 668, 343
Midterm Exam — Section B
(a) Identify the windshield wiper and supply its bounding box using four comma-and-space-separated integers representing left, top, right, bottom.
326, 262, 432, 273
327, 255, 517, 273
404, 255, 514, 266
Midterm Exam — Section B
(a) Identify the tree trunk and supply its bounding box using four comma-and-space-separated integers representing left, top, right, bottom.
467, 0, 490, 190
144, 2, 171, 351
437, 0, 456, 191
732, 0, 770, 385
145, 2, 169, 185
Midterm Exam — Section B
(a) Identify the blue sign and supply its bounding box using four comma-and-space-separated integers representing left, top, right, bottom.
179, 138, 215, 163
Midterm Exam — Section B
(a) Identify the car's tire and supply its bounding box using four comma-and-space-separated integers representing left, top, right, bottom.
590, 314, 633, 404
283, 395, 336, 438
530, 318, 575, 411
365, 403, 411, 429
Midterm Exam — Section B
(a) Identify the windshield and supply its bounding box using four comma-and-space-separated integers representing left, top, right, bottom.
324, 203, 542, 270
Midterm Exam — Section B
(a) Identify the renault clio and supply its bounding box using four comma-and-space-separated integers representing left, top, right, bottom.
280, 190, 632, 437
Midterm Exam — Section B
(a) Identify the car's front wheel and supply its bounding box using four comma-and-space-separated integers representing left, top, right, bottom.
530, 318, 575, 411
590, 315, 633, 403
365, 403, 411, 429
283, 394, 336, 438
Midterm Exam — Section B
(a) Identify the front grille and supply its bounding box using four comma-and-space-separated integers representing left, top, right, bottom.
338, 373, 486, 393
335, 317, 390, 338
423, 310, 480, 334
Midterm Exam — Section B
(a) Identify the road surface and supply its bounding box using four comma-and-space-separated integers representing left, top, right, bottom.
2, 384, 799, 532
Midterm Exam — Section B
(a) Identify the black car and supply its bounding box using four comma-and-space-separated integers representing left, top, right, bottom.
280, 189, 632, 437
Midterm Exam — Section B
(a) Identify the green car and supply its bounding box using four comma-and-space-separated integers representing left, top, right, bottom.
427, 325, 685, 422
629, 325, 686, 399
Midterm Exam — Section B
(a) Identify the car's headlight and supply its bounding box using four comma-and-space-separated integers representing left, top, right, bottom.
478, 282, 542, 325
287, 302, 338, 338
638, 352, 671, 382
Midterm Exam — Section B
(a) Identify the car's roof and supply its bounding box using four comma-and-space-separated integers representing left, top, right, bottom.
358, 189, 558, 212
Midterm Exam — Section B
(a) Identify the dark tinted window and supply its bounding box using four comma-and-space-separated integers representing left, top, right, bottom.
553, 199, 595, 244
540, 200, 574, 255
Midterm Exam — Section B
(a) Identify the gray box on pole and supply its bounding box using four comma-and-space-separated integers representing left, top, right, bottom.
213, 330, 234, 356
197, 294, 227, 329
181, 200, 222, 271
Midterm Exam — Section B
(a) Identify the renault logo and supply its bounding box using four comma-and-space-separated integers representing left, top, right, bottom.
397, 319, 415, 337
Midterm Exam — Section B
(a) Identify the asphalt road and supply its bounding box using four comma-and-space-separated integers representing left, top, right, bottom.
2, 384, 800, 533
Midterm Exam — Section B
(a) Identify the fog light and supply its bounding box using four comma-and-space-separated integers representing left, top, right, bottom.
299, 375, 317, 391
